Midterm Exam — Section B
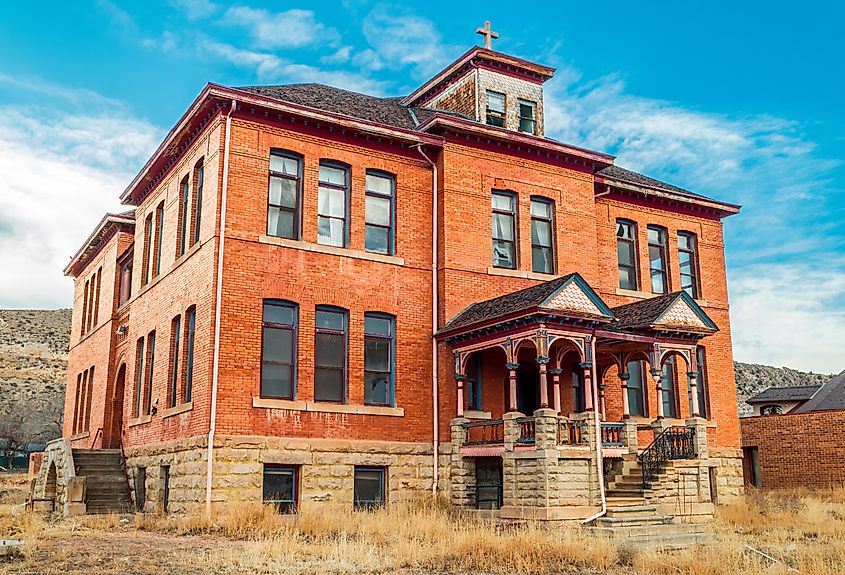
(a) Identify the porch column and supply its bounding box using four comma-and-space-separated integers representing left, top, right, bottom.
651, 368, 664, 420
581, 362, 593, 411
455, 374, 466, 417
506, 362, 519, 412
688, 371, 701, 417
619, 371, 631, 419
549, 368, 562, 414
598, 382, 607, 420
537, 356, 550, 408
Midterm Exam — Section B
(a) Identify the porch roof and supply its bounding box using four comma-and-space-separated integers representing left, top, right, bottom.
608, 291, 718, 334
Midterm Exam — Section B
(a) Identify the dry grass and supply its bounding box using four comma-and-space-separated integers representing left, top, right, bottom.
2, 481, 845, 575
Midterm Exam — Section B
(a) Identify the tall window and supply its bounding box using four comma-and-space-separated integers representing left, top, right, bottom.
73, 373, 82, 434
572, 363, 585, 413
178, 175, 190, 257
144, 330, 156, 416
192, 161, 203, 246
169, 315, 181, 408
530, 197, 554, 274
154, 202, 164, 277
647, 225, 669, 294
118, 254, 132, 307
92, 268, 101, 328
678, 231, 700, 299
81, 280, 89, 335
626, 361, 647, 417
364, 314, 394, 406
518, 99, 536, 134
466, 354, 482, 412
689, 346, 709, 418
485, 91, 505, 127
263, 465, 298, 513
661, 358, 678, 418
354, 467, 385, 509
267, 151, 301, 240
314, 307, 346, 403
365, 171, 394, 255
317, 162, 349, 247
142, 213, 153, 286
184, 306, 196, 403
261, 301, 297, 400
134, 337, 145, 418
492, 191, 517, 269
616, 220, 639, 290
84, 366, 94, 432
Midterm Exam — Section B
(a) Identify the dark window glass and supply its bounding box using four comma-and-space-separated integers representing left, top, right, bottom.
492, 191, 516, 269
518, 99, 536, 134
144, 331, 156, 416
179, 176, 189, 257
648, 226, 669, 294
689, 346, 709, 418
572, 363, 585, 413
169, 315, 181, 408
192, 162, 203, 246
315, 308, 346, 402
662, 358, 678, 418
365, 172, 394, 255
678, 231, 700, 299
263, 465, 298, 513
616, 220, 639, 290
267, 151, 301, 240
143, 214, 153, 285
261, 301, 296, 400
530, 198, 554, 274
466, 354, 482, 412
354, 467, 385, 509
761, 404, 783, 416
161, 465, 170, 513
118, 257, 133, 306
364, 314, 393, 406
154, 202, 164, 277
486, 91, 506, 127
134, 338, 145, 418
184, 307, 195, 403
317, 163, 348, 247
626, 360, 647, 417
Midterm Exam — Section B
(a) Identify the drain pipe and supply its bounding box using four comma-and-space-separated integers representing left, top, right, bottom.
206, 98, 236, 516
414, 144, 440, 496
582, 335, 607, 524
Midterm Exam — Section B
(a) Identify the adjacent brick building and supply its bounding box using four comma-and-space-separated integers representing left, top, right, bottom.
36, 41, 745, 519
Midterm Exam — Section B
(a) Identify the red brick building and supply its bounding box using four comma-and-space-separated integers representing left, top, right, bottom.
36, 42, 744, 518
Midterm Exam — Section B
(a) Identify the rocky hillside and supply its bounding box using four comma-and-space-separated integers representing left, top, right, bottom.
0, 309, 70, 453
734, 361, 835, 417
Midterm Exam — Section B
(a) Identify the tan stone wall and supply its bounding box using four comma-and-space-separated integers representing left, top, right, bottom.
33, 438, 76, 510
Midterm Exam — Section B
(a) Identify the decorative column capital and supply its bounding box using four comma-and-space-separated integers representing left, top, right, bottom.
536, 356, 550, 365
649, 368, 662, 378
618, 372, 631, 382
454, 373, 467, 381
505, 362, 520, 370
579, 362, 593, 370
549, 368, 563, 376
687, 371, 699, 379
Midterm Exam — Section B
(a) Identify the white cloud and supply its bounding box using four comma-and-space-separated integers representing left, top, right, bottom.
321, 46, 352, 65
352, 48, 384, 71
362, 9, 456, 79
224, 6, 340, 49
169, 0, 218, 20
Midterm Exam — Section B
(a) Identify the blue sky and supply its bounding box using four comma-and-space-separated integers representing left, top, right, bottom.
0, 0, 843, 373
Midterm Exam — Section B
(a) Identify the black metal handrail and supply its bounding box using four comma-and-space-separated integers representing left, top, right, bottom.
638, 426, 697, 488
462, 419, 504, 445
90, 427, 103, 449
516, 417, 535, 445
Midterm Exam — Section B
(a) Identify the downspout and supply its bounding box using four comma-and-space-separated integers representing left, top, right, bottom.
414, 144, 439, 496
206, 98, 236, 516
582, 335, 607, 524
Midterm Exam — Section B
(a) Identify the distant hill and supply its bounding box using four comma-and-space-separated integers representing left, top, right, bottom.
733, 361, 835, 417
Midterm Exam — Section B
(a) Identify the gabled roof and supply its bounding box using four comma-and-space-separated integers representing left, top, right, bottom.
64, 212, 135, 277
610, 291, 718, 334
746, 385, 822, 404
437, 273, 613, 336
793, 370, 845, 413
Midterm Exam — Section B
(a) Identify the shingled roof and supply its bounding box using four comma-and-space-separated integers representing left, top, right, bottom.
793, 371, 845, 413
746, 385, 822, 404
608, 291, 718, 333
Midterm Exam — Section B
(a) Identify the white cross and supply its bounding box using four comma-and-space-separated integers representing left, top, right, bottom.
476, 20, 499, 50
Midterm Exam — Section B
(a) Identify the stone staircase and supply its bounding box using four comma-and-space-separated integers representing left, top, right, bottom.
71, 449, 133, 514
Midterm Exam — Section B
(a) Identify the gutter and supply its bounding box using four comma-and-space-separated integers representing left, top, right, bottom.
205, 98, 236, 516
582, 335, 607, 524
414, 144, 440, 496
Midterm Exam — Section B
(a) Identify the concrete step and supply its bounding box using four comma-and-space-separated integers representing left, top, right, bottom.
593, 522, 706, 538
604, 504, 656, 518
594, 514, 670, 527
620, 531, 714, 549
606, 496, 647, 506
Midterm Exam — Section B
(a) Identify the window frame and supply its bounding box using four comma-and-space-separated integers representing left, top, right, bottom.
134, 337, 145, 418
313, 306, 348, 403
153, 202, 164, 278
661, 357, 679, 418
616, 219, 640, 291
144, 330, 156, 416
169, 315, 181, 409
260, 300, 298, 400
364, 170, 395, 255
317, 160, 350, 248
363, 312, 395, 407
678, 231, 701, 299
626, 360, 648, 418
263, 464, 299, 513
191, 160, 204, 247
142, 213, 153, 286
647, 225, 670, 294
485, 90, 506, 127
529, 196, 555, 274
353, 466, 386, 510
266, 149, 303, 240
690, 346, 709, 419
517, 99, 537, 134
491, 190, 518, 270
466, 353, 482, 412
178, 174, 190, 257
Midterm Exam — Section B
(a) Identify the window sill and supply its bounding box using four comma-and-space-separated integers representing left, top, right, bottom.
68, 431, 90, 442
128, 415, 152, 427
463, 410, 492, 420
615, 288, 708, 307
135, 242, 201, 300
487, 267, 558, 281
627, 416, 716, 429
252, 397, 404, 417
259, 235, 405, 266
161, 402, 193, 419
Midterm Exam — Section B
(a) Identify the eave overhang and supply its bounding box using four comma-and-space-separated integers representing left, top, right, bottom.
596, 175, 741, 220
436, 308, 611, 345
64, 214, 135, 277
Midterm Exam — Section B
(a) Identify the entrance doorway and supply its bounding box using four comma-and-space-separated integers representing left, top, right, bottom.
517, 365, 539, 415
106, 364, 126, 448
475, 457, 503, 509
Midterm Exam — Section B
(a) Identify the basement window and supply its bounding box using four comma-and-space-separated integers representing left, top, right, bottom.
263, 465, 298, 513
354, 467, 386, 509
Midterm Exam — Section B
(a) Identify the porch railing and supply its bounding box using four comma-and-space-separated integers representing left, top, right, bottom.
516, 417, 536, 445
559, 419, 588, 445
638, 426, 697, 488
462, 420, 504, 446
600, 423, 624, 447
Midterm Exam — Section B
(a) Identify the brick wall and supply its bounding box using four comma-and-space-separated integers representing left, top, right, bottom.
740, 411, 845, 489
